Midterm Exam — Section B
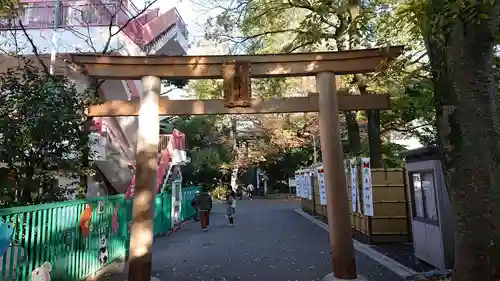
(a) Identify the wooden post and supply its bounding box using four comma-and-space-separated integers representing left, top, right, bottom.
316, 72, 358, 280
128, 76, 160, 281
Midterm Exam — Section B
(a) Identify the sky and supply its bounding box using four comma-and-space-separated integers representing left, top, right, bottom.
143, 0, 223, 98
146, 0, 215, 51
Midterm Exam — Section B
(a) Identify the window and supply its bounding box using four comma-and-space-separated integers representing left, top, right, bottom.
410, 171, 439, 224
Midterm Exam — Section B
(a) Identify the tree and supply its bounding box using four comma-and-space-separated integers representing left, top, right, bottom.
165, 116, 234, 188
396, 2, 500, 281
193, 0, 432, 170
0, 0, 173, 198
196, 0, 435, 162
0, 58, 98, 206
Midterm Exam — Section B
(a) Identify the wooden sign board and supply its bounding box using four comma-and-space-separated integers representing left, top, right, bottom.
222, 61, 252, 108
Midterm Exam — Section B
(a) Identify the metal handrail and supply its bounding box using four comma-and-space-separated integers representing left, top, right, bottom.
173, 7, 188, 39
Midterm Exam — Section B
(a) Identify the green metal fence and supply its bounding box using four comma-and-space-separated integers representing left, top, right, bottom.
180, 187, 199, 221
0, 187, 199, 281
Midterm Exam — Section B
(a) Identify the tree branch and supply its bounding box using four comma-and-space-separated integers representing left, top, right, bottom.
18, 20, 50, 76
101, 0, 159, 54
380, 122, 433, 135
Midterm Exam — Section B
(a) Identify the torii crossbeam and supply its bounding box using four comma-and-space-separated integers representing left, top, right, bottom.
70, 46, 403, 281
86, 94, 389, 116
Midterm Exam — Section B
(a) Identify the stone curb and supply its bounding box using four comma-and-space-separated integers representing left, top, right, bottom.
294, 209, 417, 278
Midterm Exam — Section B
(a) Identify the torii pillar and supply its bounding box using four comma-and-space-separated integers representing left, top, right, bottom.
128, 76, 160, 281
317, 72, 364, 281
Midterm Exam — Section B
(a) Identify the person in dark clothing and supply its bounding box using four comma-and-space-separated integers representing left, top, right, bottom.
228, 187, 236, 199
236, 185, 243, 200
191, 192, 200, 221
225, 191, 236, 226
196, 185, 212, 231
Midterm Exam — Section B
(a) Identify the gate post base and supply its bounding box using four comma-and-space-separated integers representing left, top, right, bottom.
322, 273, 368, 281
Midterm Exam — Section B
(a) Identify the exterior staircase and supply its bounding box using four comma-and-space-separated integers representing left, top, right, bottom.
125, 130, 186, 199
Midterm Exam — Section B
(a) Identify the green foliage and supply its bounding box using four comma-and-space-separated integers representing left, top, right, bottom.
0, 59, 99, 206
0, 0, 22, 19
379, 141, 407, 168
260, 146, 312, 190
200, 0, 437, 147
168, 116, 234, 188
186, 80, 223, 99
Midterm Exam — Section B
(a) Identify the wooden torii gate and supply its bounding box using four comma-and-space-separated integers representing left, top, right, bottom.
71, 46, 402, 281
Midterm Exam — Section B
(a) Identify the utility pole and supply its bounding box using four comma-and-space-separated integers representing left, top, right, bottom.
303, 132, 318, 164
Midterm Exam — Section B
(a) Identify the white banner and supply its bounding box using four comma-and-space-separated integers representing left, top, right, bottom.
350, 158, 358, 213
295, 172, 300, 197
317, 166, 327, 205
296, 171, 302, 198
302, 170, 309, 199
306, 170, 313, 200
297, 171, 305, 198
361, 158, 374, 216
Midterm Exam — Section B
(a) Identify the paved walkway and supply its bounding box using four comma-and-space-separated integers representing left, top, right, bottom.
107, 199, 406, 281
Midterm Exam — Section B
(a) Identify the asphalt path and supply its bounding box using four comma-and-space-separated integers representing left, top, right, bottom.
107, 199, 405, 281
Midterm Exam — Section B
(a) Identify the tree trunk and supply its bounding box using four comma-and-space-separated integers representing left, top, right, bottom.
344, 0, 362, 157
354, 74, 382, 167
79, 117, 93, 198
366, 110, 382, 168
423, 3, 500, 281
79, 78, 100, 199
345, 111, 361, 155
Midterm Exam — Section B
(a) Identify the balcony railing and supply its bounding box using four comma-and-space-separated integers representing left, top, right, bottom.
0, 2, 120, 29
159, 134, 171, 152
0, 2, 187, 42
0, 0, 150, 45
173, 8, 188, 39
159, 132, 185, 151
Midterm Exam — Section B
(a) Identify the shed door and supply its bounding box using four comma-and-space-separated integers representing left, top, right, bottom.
409, 171, 445, 268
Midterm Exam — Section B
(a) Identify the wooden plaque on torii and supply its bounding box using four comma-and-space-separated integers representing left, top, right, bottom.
222, 60, 252, 108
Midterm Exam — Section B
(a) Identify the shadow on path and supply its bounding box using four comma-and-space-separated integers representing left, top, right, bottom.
107, 199, 405, 281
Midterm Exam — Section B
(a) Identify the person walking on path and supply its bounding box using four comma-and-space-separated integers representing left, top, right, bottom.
247, 184, 254, 200
236, 185, 244, 200
196, 185, 212, 232
225, 191, 236, 226
191, 191, 200, 221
